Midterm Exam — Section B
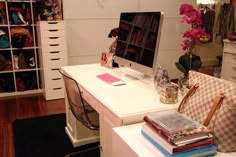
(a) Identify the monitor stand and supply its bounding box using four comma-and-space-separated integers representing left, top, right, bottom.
113, 66, 152, 81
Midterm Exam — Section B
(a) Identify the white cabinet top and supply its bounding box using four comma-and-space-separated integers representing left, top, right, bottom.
113, 123, 236, 157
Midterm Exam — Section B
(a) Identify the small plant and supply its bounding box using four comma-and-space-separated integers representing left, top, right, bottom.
176, 4, 209, 76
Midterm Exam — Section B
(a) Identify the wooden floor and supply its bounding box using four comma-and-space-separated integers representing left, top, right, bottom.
0, 94, 66, 157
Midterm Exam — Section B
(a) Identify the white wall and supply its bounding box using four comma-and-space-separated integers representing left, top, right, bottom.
63, 0, 139, 65
63, 0, 198, 78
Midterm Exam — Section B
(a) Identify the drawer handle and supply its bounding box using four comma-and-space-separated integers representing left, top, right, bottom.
49, 37, 59, 39
51, 68, 59, 70
49, 44, 59, 46
51, 58, 60, 61
50, 51, 60, 54
53, 87, 62, 90
52, 78, 61, 80
48, 22, 58, 24
48, 29, 59, 32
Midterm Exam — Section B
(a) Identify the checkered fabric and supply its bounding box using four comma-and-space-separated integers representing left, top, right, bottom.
179, 71, 236, 152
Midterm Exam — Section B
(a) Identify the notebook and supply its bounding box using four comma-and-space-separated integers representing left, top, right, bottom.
96, 73, 126, 86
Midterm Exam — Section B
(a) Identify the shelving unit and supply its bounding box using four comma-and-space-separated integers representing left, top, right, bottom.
0, 0, 41, 97
221, 39, 236, 83
37, 21, 68, 100
116, 12, 162, 68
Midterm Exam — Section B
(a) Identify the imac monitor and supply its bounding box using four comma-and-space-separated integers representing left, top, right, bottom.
114, 12, 164, 77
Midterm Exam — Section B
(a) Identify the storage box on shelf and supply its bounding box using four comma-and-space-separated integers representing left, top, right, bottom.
221, 39, 236, 83
0, 0, 41, 96
36, 21, 68, 100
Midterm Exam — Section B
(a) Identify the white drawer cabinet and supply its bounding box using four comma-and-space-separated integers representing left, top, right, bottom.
221, 40, 236, 83
37, 21, 68, 100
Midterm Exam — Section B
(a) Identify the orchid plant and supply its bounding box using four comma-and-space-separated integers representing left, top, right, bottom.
176, 4, 209, 76
108, 28, 119, 38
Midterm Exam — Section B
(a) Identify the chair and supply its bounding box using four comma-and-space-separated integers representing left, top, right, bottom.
59, 68, 100, 156
59, 68, 99, 130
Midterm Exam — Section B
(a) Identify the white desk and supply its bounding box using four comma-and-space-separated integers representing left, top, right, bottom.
112, 123, 236, 157
61, 64, 180, 157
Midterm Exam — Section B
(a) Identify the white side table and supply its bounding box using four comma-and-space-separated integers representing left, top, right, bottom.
112, 123, 236, 157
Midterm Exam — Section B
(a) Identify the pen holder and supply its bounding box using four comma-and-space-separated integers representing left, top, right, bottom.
159, 83, 179, 104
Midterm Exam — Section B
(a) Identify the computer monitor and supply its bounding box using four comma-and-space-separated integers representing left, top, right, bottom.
114, 12, 164, 78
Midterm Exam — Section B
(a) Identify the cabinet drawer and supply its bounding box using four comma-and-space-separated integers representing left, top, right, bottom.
44, 87, 65, 100
41, 36, 65, 45
44, 77, 64, 89
221, 74, 236, 84
43, 50, 66, 59
221, 65, 236, 76
43, 55, 67, 69
42, 43, 66, 51
44, 68, 62, 80
223, 42, 236, 54
40, 21, 65, 30
40, 29, 65, 37
223, 52, 236, 63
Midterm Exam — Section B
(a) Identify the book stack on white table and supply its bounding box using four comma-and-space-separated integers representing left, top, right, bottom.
112, 123, 236, 157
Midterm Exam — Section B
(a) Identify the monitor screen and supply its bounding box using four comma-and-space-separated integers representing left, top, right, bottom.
114, 12, 164, 77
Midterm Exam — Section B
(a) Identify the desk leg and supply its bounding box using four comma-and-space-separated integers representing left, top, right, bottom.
99, 106, 122, 157
64, 96, 99, 147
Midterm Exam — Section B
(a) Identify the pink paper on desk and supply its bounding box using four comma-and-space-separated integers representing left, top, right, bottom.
96, 73, 121, 84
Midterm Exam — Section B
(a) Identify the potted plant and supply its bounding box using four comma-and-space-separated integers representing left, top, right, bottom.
175, 4, 209, 76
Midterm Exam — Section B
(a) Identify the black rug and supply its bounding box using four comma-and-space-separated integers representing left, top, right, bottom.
13, 113, 100, 157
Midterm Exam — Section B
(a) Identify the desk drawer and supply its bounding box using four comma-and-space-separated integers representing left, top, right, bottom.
79, 85, 99, 112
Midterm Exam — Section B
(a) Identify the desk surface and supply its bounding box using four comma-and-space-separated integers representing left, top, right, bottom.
61, 64, 179, 119
113, 123, 236, 157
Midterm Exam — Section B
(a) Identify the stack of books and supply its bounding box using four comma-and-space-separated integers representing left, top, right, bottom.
141, 110, 217, 157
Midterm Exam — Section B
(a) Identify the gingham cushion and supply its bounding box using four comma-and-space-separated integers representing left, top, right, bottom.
179, 71, 236, 152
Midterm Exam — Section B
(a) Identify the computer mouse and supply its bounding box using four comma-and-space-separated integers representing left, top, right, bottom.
111, 81, 126, 86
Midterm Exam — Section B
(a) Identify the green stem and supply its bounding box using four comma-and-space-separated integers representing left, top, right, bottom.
188, 40, 195, 70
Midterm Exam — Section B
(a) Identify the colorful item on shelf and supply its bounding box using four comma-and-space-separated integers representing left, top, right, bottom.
36, 0, 62, 21
9, 6, 29, 25
0, 78, 15, 92
0, 34, 10, 48
13, 54, 19, 70
16, 77, 25, 91
17, 12, 28, 25
18, 53, 27, 69
0, 3, 6, 25
0, 53, 6, 70
0, 0, 43, 94
10, 27, 33, 48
